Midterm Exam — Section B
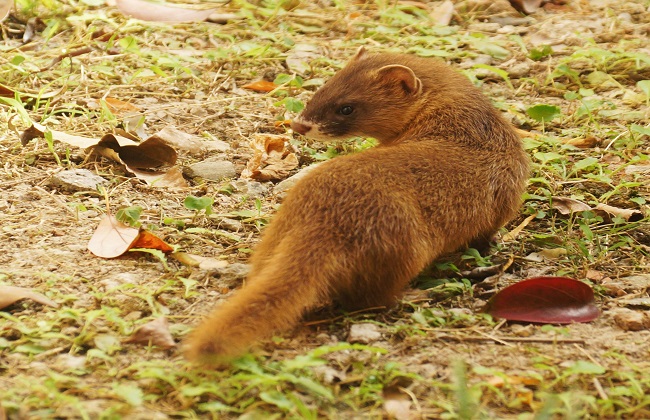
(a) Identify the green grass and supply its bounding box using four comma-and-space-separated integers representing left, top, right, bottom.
1, 0, 649, 418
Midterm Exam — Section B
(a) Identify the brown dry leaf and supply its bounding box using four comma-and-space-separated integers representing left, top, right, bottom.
563, 137, 601, 148
508, 0, 543, 14
151, 126, 206, 155
383, 388, 414, 420
129, 166, 189, 188
552, 196, 592, 215
241, 134, 299, 181
430, 0, 454, 26
103, 97, 141, 114
502, 214, 536, 242
94, 135, 177, 169
115, 0, 218, 22
594, 203, 643, 222
125, 317, 176, 349
87, 214, 140, 258
132, 230, 174, 253
0, 285, 59, 310
242, 80, 278, 93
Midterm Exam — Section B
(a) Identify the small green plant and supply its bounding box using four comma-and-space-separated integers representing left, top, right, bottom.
116, 206, 143, 227
184, 195, 214, 220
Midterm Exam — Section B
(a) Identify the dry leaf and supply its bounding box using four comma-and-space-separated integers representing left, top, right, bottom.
104, 97, 140, 114
552, 196, 591, 215
508, 0, 543, 14
115, 0, 218, 22
383, 388, 414, 420
0, 285, 59, 310
594, 203, 643, 222
125, 317, 176, 349
128, 166, 189, 188
242, 80, 278, 93
502, 214, 536, 242
87, 214, 140, 258
563, 137, 601, 148
241, 134, 299, 181
170, 252, 229, 270
0, 0, 11, 23
132, 230, 174, 253
21, 122, 98, 148
537, 248, 568, 259
151, 126, 207, 155
286, 43, 321, 75
430, 0, 454, 26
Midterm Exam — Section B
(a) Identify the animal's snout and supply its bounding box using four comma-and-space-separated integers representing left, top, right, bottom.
291, 120, 312, 135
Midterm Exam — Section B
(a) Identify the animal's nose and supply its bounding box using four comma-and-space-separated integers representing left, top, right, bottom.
291, 120, 312, 135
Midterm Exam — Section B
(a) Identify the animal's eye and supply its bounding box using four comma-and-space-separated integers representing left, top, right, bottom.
338, 105, 354, 116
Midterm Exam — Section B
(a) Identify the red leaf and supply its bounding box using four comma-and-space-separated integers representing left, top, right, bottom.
132, 230, 174, 253
484, 277, 600, 324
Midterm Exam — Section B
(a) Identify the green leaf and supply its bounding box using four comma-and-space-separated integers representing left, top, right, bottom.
116, 206, 143, 227
113, 383, 144, 406
631, 124, 650, 137
526, 105, 561, 122
573, 157, 599, 171
637, 80, 650, 98
184, 195, 214, 215
529, 45, 553, 61
260, 390, 295, 411
565, 360, 606, 376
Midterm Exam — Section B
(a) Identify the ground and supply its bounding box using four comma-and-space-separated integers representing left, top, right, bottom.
0, 0, 649, 418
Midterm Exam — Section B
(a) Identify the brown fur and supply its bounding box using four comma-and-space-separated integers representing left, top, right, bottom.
184, 48, 530, 363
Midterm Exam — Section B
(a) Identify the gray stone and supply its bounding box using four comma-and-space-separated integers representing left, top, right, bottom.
273, 163, 321, 195
185, 159, 236, 181
232, 179, 269, 198
49, 169, 106, 192
348, 323, 382, 344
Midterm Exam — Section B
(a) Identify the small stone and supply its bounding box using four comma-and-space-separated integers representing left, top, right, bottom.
218, 218, 243, 232
203, 139, 230, 152
348, 323, 382, 344
612, 308, 650, 331
49, 169, 106, 192
185, 159, 236, 181
231, 179, 269, 198
273, 163, 321, 195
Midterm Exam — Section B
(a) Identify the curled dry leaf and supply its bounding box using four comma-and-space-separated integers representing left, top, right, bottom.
241, 134, 299, 181
286, 43, 321, 75
502, 214, 536, 242
88, 214, 141, 258
594, 203, 643, 223
125, 317, 176, 349
242, 80, 278, 93
563, 137, 601, 148
132, 230, 174, 253
115, 0, 218, 22
0, 285, 59, 310
128, 166, 188, 188
484, 277, 600, 324
508, 0, 543, 14
551, 196, 591, 215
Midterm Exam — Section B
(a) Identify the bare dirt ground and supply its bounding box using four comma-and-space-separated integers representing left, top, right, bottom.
1, 0, 649, 418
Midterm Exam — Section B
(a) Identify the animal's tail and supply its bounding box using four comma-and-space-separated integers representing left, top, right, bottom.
183, 239, 323, 363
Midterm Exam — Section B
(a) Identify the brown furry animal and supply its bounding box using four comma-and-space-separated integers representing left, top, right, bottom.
184, 48, 529, 363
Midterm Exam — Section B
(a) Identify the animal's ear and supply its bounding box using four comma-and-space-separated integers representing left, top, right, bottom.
353, 46, 368, 61
377, 64, 422, 95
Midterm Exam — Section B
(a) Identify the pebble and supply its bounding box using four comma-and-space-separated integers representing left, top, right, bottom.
612, 308, 650, 331
348, 323, 382, 344
273, 163, 322, 195
185, 159, 236, 181
231, 179, 269, 198
49, 169, 106, 192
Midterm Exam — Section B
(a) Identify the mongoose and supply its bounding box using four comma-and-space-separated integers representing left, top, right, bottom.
184, 47, 529, 362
